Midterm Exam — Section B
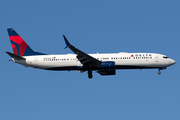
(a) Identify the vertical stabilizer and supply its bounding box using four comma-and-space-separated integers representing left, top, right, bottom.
7, 28, 46, 56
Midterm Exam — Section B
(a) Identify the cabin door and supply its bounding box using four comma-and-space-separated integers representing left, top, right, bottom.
155, 56, 159, 62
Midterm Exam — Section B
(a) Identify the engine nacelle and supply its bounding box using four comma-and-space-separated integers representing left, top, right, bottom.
101, 61, 115, 69
98, 61, 116, 75
98, 69, 116, 75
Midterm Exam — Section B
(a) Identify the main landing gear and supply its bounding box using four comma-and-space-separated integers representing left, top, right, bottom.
88, 70, 93, 79
87, 65, 93, 79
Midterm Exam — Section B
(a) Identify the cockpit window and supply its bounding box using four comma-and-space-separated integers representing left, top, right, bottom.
163, 56, 169, 59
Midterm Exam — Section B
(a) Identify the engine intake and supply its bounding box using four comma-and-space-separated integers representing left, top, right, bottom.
98, 61, 116, 75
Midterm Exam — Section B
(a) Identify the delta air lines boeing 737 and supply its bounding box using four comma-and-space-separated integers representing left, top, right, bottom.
6, 28, 175, 79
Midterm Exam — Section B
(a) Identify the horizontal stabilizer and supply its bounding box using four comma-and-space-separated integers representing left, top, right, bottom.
6, 51, 25, 60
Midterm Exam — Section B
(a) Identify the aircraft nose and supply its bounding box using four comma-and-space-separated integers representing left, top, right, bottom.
169, 59, 176, 65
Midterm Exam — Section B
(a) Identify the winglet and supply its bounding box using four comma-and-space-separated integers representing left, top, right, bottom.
63, 35, 71, 49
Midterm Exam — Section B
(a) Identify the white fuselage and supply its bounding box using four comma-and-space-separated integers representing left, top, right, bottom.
13, 52, 175, 71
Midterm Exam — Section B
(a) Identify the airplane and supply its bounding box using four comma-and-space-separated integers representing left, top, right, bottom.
6, 28, 176, 79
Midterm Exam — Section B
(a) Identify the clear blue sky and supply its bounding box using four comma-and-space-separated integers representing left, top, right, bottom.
0, 0, 179, 120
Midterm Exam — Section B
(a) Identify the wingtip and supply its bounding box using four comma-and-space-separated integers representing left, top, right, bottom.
63, 35, 71, 49
7, 28, 14, 30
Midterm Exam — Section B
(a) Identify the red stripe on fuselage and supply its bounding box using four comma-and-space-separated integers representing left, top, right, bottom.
9, 36, 28, 56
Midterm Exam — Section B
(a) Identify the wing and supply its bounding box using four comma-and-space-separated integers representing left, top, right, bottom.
63, 35, 101, 67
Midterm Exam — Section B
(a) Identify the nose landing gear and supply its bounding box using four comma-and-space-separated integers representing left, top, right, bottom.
158, 70, 161, 75
158, 67, 166, 75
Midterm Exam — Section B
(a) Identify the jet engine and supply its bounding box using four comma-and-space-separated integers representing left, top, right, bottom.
98, 61, 116, 75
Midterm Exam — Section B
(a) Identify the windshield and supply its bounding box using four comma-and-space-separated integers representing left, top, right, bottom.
163, 56, 169, 59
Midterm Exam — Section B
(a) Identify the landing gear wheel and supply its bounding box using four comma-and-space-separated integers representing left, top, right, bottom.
88, 74, 93, 79
88, 70, 93, 79
158, 71, 161, 75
